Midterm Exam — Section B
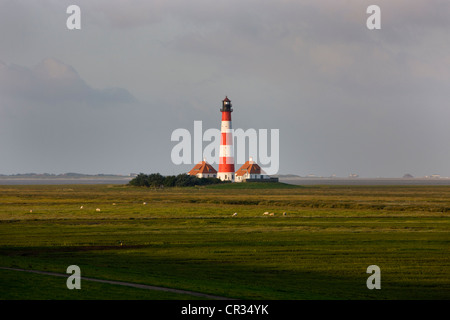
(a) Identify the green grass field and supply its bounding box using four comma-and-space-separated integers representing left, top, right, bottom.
0, 183, 449, 299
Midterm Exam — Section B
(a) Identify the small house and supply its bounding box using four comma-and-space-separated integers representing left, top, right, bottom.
188, 160, 218, 178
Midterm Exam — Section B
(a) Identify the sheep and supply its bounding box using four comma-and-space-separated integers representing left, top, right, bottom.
283, 212, 287, 216
80, 206, 83, 209
232, 212, 238, 217
269, 213, 275, 216
143, 202, 147, 205
29, 210, 33, 213
96, 208, 101, 212
263, 212, 269, 215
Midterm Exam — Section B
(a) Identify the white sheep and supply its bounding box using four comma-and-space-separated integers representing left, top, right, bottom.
80, 206, 84, 209
232, 212, 238, 216
269, 213, 274, 216
263, 212, 269, 215
96, 208, 101, 212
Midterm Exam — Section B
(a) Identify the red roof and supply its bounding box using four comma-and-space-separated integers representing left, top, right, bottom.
223, 96, 231, 102
235, 160, 261, 177
188, 161, 217, 175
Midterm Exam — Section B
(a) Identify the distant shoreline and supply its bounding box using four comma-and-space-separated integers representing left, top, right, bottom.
0, 176, 133, 185
279, 177, 450, 186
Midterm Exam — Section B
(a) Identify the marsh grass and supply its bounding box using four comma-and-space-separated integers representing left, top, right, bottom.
0, 184, 449, 299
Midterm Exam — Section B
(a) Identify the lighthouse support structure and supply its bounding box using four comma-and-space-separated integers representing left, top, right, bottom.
217, 97, 235, 182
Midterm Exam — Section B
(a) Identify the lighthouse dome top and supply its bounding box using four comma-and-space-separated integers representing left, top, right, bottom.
220, 96, 233, 112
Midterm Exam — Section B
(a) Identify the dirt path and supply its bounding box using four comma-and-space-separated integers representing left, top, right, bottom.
0, 266, 233, 300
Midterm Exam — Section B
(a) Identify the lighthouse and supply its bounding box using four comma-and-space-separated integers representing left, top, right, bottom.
217, 96, 235, 181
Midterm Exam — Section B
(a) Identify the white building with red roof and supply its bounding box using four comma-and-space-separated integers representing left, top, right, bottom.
188, 159, 218, 178
235, 157, 270, 182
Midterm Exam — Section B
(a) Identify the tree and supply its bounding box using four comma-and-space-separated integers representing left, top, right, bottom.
128, 173, 225, 188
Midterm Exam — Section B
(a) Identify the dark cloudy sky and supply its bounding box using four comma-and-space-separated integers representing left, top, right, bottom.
1, 0, 449, 177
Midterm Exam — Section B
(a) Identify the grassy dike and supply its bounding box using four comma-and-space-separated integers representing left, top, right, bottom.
0, 183, 449, 299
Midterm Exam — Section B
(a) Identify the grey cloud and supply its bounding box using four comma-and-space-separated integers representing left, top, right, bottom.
0, 58, 136, 105
0, 57, 173, 175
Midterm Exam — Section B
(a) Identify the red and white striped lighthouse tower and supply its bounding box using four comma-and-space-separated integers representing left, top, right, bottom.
218, 96, 235, 181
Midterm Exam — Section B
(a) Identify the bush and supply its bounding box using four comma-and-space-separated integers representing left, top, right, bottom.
128, 173, 225, 188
